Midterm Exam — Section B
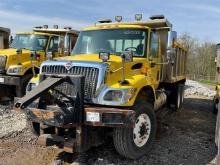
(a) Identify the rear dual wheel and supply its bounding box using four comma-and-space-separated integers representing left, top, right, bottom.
170, 84, 184, 111
113, 101, 156, 159
213, 98, 218, 114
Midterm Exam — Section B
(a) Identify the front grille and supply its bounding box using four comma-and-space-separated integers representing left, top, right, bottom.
41, 65, 99, 99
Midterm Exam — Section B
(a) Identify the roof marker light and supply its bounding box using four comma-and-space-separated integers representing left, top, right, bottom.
135, 14, 142, 21
53, 25, 58, 29
43, 25, 48, 29
115, 16, 122, 22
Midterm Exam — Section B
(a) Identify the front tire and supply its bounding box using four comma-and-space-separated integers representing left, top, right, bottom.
113, 101, 157, 159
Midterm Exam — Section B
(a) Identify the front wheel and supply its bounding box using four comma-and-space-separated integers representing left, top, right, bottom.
113, 101, 157, 159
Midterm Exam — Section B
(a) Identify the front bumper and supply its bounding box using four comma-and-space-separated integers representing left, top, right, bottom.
23, 106, 136, 128
0, 74, 21, 86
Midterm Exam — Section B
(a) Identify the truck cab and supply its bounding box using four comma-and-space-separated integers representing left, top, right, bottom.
0, 26, 78, 98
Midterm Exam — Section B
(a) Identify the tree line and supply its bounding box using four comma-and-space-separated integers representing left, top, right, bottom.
178, 33, 217, 81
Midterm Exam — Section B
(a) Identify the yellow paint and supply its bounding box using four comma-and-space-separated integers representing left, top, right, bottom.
216, 85, 220, 98
84, 24, 149, 31
0, 32, 63, 76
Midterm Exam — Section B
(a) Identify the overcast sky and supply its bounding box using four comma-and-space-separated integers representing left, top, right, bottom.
0, 0, 220, 43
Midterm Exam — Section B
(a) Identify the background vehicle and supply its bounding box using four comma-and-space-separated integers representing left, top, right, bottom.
15, 15, 187, 159
214, 43, 220, 114
0, 25, 78, 98
214, 43, 220, 164
0, 27, 10, 49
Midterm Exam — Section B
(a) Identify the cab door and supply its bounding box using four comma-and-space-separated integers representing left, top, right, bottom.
149, 31, 161, 88
47, 36, 60, 58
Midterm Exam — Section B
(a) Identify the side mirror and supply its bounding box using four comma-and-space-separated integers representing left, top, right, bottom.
46, 52, 53, 60
119, 51, 133, 85
16, 48, 22, 55
99, 52, 110, 62
121, 51, 133, 63
64, 35, 70, 55
10, 36, 13, 44
166, 48, 176, 65
167, 31, 177, 48
30, 51, 37, 60
58, 37, 64, 56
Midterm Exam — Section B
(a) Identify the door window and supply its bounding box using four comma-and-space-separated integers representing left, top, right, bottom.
48, 36, 59, 51
150, 32, 159, 58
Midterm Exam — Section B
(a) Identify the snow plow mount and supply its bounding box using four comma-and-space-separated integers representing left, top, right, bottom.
14, 75, 135, 128
14, 75, 135, 153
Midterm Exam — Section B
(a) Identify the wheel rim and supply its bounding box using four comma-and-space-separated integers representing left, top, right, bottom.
133, 113, 151, 147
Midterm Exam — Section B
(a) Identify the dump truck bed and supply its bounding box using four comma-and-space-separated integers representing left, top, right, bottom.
161, 42, 187, 83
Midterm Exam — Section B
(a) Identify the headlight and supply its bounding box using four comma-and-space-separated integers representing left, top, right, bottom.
104, 90, 123, 102
0, 55, 7, 67
94, 87, 137, 105
7, 66, 24, 75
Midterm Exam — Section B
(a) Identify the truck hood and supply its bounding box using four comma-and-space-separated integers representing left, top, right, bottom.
0, 48, 33, 70
54, 54, 145, 72
0, 48, 31, 56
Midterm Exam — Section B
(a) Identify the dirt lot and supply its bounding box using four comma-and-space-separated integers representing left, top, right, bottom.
0, 94, 217, 165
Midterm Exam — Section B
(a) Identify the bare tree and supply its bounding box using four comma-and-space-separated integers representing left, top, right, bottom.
178, 33, 216, 81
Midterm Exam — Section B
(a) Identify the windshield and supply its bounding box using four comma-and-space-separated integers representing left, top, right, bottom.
72, 29, 148, 57
10, 34, 49, 51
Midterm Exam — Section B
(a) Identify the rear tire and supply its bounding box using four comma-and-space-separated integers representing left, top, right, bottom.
213, 98, 218, 114
169, 84, 184, 111
179, 84, 185, 106
113, 101, 156, 159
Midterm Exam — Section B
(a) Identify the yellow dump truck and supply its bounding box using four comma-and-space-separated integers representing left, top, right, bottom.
0, 27, 10, 49
0, 26, 78, 98
15, 15, 187, 159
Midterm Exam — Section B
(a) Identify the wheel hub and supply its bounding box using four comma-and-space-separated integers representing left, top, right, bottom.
133, 113, 151, 147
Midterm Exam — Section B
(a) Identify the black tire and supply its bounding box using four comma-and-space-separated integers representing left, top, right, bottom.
22, 74, 33, 95
169, 84, 183, 111
16, 74, 33, 97
179, 84, 185, 106
213, 98, 218, 114
113, 101, 157, 159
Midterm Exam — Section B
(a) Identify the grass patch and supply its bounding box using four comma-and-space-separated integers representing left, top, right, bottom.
198, 79, 216, 86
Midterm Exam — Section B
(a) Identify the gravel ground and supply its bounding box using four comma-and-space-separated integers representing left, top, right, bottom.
185, 80, 216, 97
0, 80, 218, 165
